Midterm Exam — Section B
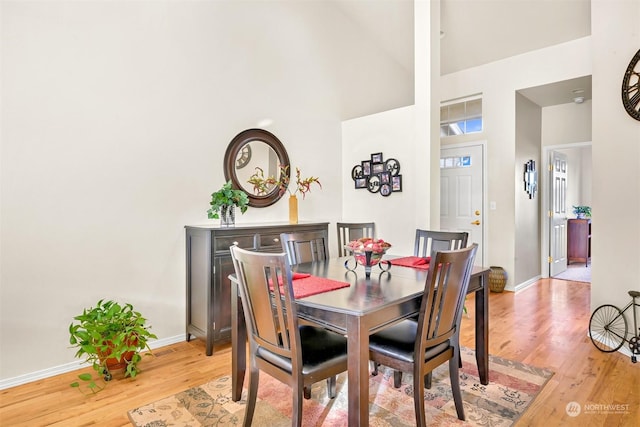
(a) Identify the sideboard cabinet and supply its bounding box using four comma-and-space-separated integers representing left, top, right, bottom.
567, 219, 591, 266
185, 222, 329, 355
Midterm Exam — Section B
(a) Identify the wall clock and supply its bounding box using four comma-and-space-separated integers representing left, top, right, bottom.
622, 49, 640, 121
235, 145, 252, 169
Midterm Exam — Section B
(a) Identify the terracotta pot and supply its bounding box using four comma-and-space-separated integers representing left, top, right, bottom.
98, 338, 138, 371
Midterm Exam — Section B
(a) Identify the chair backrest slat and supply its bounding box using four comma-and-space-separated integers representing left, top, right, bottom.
417, 244, 478, 351
230, 246, 301, 363
414, 229, 469, 259
336, 222, 376, 257
280, 230, 329, 265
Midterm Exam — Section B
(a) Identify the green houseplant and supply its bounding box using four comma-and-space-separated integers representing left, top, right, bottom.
207, 180, 249, 226
69, 299, 157, 394
572, 205, 591, 219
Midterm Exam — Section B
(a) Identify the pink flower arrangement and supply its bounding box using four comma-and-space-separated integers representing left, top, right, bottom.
345, 238, 392, 254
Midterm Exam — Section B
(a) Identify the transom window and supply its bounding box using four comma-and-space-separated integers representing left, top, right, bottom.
440, 96, 483, 137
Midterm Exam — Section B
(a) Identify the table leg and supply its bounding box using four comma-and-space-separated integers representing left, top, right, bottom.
231, 280, 246, 401
475, 270, 489, 385
346, 316, 369, 427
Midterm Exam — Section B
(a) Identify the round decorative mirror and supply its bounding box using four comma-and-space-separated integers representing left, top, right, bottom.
224, 128, 290, 208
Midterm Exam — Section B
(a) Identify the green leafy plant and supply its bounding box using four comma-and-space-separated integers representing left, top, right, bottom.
68, 299, 157, 394
207, 180, 250, 219
248, 165, 321, 199
572, 205, 591, 218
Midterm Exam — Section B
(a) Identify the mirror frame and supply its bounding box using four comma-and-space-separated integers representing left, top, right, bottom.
224, 128, 290, 208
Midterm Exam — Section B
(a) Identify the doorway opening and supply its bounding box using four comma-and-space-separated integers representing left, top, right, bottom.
542, 142, 592, 282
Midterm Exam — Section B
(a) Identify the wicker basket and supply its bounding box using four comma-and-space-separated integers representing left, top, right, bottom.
489, 266, 507, 293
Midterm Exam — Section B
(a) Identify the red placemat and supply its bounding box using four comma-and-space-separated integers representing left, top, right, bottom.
292, 276, 351, 298
269, 273, 350, 298
388, 256, 431, 270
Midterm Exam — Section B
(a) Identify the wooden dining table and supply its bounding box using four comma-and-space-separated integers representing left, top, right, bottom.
230, 255, 490, 427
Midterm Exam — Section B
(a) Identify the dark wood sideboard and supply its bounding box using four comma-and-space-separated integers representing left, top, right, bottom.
185, 222, 329, 355
567, 218, 591, 266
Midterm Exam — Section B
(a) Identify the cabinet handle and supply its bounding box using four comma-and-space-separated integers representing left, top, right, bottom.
273, 238, 279, 243
232, 241, 239, 246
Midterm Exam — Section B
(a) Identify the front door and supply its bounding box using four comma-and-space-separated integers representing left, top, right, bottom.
549, 150, 568, 276
440, 143, 484, 265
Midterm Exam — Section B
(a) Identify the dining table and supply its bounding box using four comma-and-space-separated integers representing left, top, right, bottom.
230, 255, 490, 427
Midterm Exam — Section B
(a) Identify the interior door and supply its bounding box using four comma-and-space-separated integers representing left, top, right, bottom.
440, 144, 484, 265
549, 150, 568, 276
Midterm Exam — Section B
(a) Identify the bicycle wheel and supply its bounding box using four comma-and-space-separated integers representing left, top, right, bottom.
589, 304, 627, 352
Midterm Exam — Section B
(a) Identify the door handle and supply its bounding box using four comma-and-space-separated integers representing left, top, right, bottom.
471, 220, 481, 225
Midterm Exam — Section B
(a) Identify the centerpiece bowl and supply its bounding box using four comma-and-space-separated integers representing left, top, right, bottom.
344, 238, 392, 277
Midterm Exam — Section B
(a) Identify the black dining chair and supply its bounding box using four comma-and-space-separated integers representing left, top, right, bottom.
230, 246, 348, 427
414, 229, 469, 258
280, 230, 329, 265
369, 244, 478, 426
336, 222, 376, 257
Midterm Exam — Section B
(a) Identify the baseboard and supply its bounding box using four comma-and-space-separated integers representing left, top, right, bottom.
0, 335, 185, 390
514, 275, 541, 292
587, 331, 636, 361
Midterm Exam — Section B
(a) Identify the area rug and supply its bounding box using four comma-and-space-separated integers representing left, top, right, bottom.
128, 347, 553, 427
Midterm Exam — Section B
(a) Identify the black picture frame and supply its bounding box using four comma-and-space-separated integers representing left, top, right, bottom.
371, 162, 385, 174
367, 175, 381, 193
380, 183, 392, 197
355, 178, 367, 189
351, 165, 364, 180
385, 158, 400, 176
391, 175, 403, 192
361, 160, 371, 176
371, 152, 383, 163
380, 171, 391, 184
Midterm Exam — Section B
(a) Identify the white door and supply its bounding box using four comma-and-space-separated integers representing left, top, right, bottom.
549, 150, 568, 276
440, 144, 484, 265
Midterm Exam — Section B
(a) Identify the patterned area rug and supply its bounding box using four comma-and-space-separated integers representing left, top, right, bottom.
128, 347, 553, 426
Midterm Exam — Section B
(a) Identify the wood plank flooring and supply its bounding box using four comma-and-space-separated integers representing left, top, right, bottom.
1, 278, 639, 426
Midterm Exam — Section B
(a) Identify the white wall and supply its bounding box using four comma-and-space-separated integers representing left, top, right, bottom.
341, 106, 417, 256
514, 93, 542, 285
0, 1, 412, 382
590, 0, 640, 310
542, 100, 592, 146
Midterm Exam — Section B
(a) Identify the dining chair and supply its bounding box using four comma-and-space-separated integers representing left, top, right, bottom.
369, 244, 478, 425
280, 230, 329, 265
414, 229, 469, 258
230, 246, 348, 427
336, 222, 376, 256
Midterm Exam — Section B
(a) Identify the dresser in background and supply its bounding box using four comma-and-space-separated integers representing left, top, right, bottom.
567, 219, 591, 266
185, 222, 329, 355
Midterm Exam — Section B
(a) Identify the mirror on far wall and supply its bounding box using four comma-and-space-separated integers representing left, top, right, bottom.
224, 128, 290, 208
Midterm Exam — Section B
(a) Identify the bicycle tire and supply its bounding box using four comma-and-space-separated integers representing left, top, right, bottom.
589, 304, 627, 352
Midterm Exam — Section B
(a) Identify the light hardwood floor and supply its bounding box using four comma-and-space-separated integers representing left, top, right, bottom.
1, 278, 639, 426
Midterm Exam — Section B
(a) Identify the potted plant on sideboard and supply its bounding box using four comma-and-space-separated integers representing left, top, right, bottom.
572, 205, 591, 219
69, 299, 157, 394
207, 180, 250, 227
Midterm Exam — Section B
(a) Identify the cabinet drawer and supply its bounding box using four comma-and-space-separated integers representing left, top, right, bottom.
214, 235, 255, 254
258, 233, 283, 251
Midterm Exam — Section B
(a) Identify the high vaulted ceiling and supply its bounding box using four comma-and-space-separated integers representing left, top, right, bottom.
334, 0, 592, 107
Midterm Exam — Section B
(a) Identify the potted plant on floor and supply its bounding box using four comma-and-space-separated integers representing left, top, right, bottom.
69, 299, 157, 394
207, 180, 250, 226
